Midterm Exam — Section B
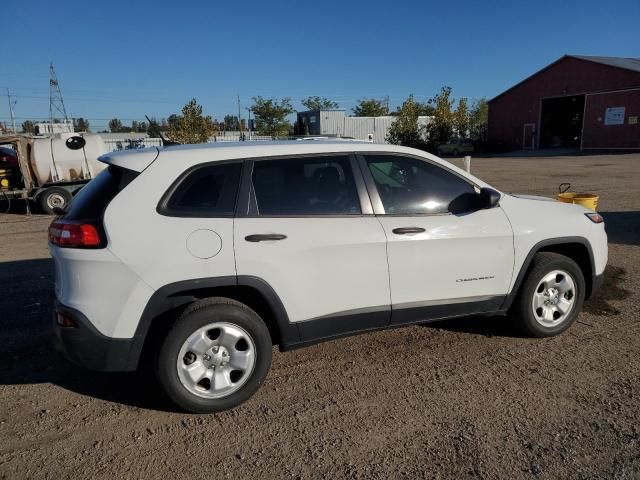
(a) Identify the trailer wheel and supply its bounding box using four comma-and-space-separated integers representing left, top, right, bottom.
39, 187, 72, 215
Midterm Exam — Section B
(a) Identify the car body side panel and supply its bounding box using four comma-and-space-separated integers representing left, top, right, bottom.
103, 157, 237, 291
499, 194, 608, 291
234, 217, 390, 324
50, 245, 155, 338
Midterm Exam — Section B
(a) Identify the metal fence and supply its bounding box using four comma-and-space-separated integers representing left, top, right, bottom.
103, 138, 163, 152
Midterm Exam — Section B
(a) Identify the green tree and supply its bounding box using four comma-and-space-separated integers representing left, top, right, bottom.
453, 97, 469, 137
469, 99, 488, 141
167, 99, 217, 144
21, 120, 35, 134
108, 118, 123, 133
426, 86, 455, 151
391, 100, 434, 117
352, 98, 389, 117
386, 95, 427, 149
73, 117, 90, 132
250, 96, 294, 137
301, 96, 339, 110
146, 117, 164, 137
223, 114, 240, 130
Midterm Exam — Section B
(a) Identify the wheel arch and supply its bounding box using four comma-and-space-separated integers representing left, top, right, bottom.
503, 236, 595, 311
131, 276, 298, 371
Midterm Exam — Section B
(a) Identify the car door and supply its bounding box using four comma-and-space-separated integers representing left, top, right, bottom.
359, 152, 514, 325
234, 153, 391, 341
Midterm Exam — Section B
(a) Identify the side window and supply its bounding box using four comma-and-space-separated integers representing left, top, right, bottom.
365, 154, 476, 214
163, 162, 242, 216
252, 155, 361, 215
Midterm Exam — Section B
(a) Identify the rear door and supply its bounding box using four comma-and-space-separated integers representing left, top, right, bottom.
234, 153, 391, 339
359, 153, 514, 325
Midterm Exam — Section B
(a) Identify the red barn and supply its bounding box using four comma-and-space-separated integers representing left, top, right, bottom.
488, 55, 640, 151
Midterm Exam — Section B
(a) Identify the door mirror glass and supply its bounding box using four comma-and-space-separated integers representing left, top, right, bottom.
480, 187, 501, 209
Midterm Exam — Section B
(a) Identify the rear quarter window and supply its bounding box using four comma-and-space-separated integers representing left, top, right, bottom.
159, 162, 242, 217
64, 165, 138, 221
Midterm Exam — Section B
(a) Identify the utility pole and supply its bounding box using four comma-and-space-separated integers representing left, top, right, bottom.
49, 62, 69, 135
6, 89, 16, 133
237, 94, 243, 140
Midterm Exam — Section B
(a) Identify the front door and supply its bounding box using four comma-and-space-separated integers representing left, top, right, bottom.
360, 153, 514, 325
234, 153, 391, 338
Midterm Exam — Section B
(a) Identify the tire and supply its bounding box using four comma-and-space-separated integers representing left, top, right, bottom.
156, 298, 272, 413
512, 252, 585, 337
39, 187, 72, 215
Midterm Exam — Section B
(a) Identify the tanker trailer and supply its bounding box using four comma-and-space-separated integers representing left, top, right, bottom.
0, 133, 110, 214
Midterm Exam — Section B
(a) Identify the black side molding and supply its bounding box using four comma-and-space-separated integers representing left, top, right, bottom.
500, 236, 596, 311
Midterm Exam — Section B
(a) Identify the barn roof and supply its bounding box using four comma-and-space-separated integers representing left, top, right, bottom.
571, 55, 640, 73
489, 55, 640, 103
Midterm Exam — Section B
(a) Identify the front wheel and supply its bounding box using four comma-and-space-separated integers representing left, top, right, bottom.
512, 252, 585, 337
156, 298, 272, 413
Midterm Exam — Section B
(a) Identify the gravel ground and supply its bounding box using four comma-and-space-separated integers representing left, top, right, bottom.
0, 153, 638, 479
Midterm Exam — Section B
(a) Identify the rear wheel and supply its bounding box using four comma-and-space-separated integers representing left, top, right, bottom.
156, 298, 272, 413
512, 252, 585, 337
39, 187, 72, 214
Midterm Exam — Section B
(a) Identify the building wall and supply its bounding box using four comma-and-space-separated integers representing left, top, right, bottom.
582, 88, 640, 149
319, 110, 346, 135
488, 57, 640, 150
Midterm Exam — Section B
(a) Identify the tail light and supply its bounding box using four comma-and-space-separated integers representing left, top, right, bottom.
48, 220, 103, 248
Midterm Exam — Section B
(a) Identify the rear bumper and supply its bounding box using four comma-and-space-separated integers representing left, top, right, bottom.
53, 301, 139, 372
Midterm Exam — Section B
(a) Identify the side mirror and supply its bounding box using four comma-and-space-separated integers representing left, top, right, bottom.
480, 187, 501, 209
65, 136, 86, 150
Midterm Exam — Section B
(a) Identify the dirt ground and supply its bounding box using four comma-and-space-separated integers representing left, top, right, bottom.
0, 153, 639, 479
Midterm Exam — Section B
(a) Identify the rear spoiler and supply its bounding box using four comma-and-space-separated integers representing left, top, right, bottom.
97, 147, 160, 172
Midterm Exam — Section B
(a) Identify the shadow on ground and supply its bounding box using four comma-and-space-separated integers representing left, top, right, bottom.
601, 211, 640, 246
0, 258, 177, 412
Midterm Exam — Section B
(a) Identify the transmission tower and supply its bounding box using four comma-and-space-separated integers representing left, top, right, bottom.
49, 62, 69, 127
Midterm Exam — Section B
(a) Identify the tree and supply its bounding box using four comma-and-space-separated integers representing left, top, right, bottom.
167, 98, 217, 144
147, 117, 163, 137
469, 99, 488, 142
73, 117, 90, 132
223, 114, 240, 130
386, 95, 427, 149
352, 98, 389, 117
109, 118, 123, 133
425, 86, 455, 151
250, 96, 294, 137
301, 96, 339, 110
21, 120, 35, 134
452, 97, 469, 137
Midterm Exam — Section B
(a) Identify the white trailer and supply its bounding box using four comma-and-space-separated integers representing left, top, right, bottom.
0, 133, 109, 214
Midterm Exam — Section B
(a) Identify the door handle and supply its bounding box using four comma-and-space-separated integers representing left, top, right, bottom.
245, 234, 287, 242
392, 227, 426, 235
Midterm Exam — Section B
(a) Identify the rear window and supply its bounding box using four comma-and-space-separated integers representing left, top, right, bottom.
160, 162, 242, 217
64, 165, 138, 221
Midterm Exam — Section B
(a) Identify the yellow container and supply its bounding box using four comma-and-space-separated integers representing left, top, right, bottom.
0, 168, 10, 190
557, 183, 599, 211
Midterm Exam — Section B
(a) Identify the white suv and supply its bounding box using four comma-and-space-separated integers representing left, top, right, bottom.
49, 141, 607, 413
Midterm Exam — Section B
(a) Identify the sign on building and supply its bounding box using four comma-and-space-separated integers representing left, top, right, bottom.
604, 107, 626, 125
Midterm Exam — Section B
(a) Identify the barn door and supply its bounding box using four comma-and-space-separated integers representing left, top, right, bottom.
523, 123, 536, 150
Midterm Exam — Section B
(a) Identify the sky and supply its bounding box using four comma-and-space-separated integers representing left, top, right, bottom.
2, 0, 639, 131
